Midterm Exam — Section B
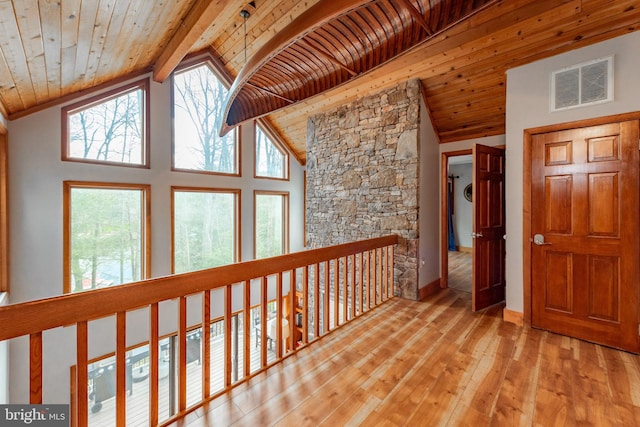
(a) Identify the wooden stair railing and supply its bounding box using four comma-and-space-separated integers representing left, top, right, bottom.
0, 235, 398, 427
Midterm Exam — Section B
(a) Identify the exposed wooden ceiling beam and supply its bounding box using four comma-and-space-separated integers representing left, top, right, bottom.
153, 0, 230, 83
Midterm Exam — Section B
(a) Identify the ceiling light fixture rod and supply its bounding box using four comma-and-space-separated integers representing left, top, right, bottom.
240, 9, 250, 64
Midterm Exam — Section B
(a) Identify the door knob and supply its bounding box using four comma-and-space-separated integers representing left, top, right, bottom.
533, 234, 551, 245
470, 232, 483, 238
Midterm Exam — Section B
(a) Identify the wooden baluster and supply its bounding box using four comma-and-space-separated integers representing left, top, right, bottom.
224, 286, 232, 387
243, 280, 251, 378
302, 267, 309, 345
178, 296, 187, 413
260, 276, 268, 367
382, 248, 387, 301
371, 250, 376, 308
373, 249, 378, 306
343, 256, 348, 322
116, 312, 126, 426
350, 254, 356, 320
365, 251, 371, 310
313, 263, 320, 340
376, 249, 381, 304
29, 332, 42, 404
203, 290, 211, 397
289, 270, 296, 351
358, 252, 363, 316
390, 245, 395, 296
276, 272, 283, 358
381, 247, 387, 300
150, 303, 159, 426
333, 258, 339, 328
385, 246, 391, 299
370, 250, 374, 307
323, 261, 329, 334
76, 321, 88, 427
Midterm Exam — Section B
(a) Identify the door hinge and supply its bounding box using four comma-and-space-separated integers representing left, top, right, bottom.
638, 324, 640, 336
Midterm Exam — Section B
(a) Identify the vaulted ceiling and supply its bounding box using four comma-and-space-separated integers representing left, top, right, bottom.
0, 0, 639, 164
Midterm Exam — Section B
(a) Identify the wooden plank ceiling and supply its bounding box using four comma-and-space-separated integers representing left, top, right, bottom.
0, 0, 639, 164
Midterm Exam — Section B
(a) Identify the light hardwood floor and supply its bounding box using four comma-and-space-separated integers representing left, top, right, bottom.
448, 250, 472, 293
171, 289, 640, 427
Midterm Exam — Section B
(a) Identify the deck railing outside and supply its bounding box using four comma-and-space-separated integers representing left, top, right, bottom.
0, 235, 397, 427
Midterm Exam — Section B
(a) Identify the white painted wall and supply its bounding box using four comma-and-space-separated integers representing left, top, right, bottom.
449, 162, 472, 249
0, 292, 8, 404
418, 97, 441, 289
7, 71, 305, 403
439, 135, 505, 155
505, 31, 640, 313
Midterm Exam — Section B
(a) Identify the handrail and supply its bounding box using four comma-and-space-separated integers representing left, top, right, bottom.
0, 235, 398, 427
0, 235, 398, 341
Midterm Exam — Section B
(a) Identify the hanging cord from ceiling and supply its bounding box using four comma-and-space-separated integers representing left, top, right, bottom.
240, 2, 256, 65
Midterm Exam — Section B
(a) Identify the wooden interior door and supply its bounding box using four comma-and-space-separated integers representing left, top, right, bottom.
472, 144, 506, 311
531, 121, 640, 352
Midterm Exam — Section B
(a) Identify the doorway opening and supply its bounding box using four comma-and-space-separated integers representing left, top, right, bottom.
440, 149, 472, 293
441, 145, 506, 311
446, 154, 473, 293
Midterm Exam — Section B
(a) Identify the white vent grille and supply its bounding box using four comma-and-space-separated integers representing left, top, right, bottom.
551, 56, 613, 112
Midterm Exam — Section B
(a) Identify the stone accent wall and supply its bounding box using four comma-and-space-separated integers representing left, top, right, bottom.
306, 79, 421, 300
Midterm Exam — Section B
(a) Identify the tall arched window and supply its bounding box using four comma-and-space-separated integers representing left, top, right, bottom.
173, 62, 238, 175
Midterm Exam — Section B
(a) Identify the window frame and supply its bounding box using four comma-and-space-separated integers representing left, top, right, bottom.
253, 190, 290, 259
61, 78, 151, 168
63, 181, 152, 294
254, 120, 289, 181
170, 186, 241, 274
171, 60, 240, 177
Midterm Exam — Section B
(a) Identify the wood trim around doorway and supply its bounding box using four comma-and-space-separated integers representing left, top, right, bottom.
522, 111, 640, 327
440, 149, 472, 289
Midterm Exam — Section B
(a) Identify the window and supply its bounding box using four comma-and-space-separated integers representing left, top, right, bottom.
63, 182, 150, 293
62, 79, 149, 167
254, 192, 289, 259
255, 122, 288, 179
172, 188, 239, 273
173, 62, 238, 175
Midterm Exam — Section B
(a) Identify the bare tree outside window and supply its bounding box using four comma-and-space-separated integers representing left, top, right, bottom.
67, 185, 146, 293
64, 81, 147, 166
255, 124, 286, 179
173, 63, 237, 173
173, 189, 238, 273
255, 193, 288, 259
